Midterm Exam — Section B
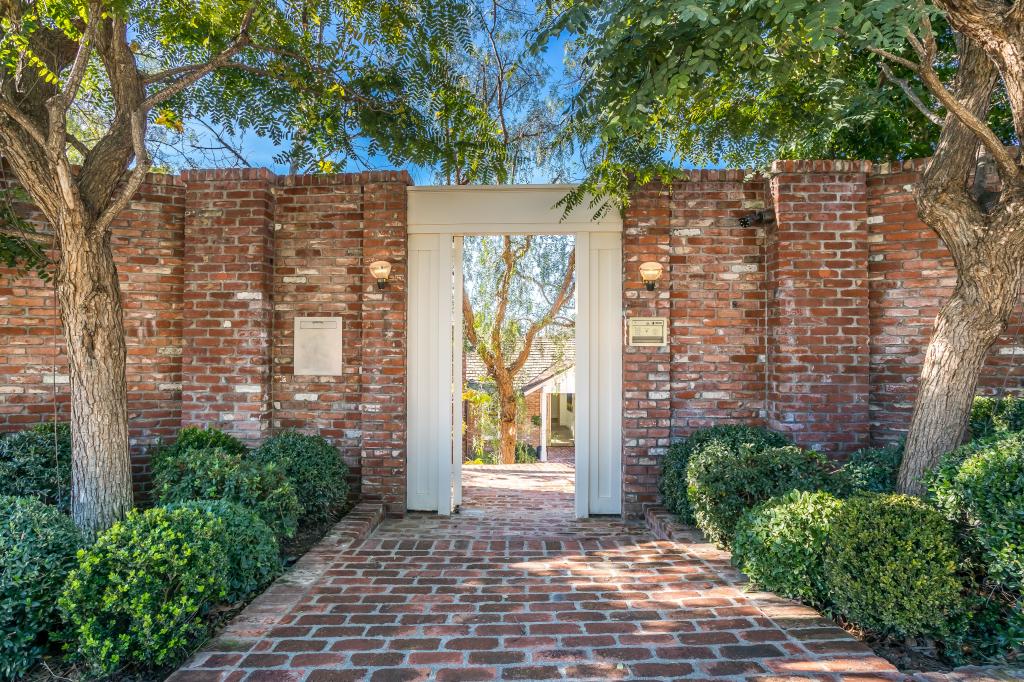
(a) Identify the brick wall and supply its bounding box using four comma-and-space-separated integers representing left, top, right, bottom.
1, 160, 1022, 519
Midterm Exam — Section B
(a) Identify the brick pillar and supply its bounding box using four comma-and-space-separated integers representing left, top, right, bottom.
622, 183, 673, 519
180, 169, 276, 444
359, 172, 410, 516
766, 161, 871, 456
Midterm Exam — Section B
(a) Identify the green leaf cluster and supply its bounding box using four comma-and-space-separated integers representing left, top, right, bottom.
0, 423, 72, 512
0, 496, 83, 679
251, 430, 350, 523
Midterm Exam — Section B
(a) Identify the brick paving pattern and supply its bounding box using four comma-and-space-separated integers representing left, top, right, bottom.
175, 462, 909, 680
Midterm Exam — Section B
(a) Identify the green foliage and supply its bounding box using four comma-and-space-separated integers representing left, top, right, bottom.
152, 426, 247, 476
659, 425, 790, 524
0, 496, 83, 679
823, 494, 963, 638
969, 396, 1024, 439
946, 591, 1024, 664
60, 506, 228, 676
732, 490, 843, 606
164, 500, 282, 604
514, 441, 539, 464
0, 187, 51, 280
0, 422, 72, 512
252, 431, 349, 523
829, 443, 903, 496
545, 0, 1013, 211
686, 443, 831, 548
154, 446, 301, 540
928, 433, 1024, 593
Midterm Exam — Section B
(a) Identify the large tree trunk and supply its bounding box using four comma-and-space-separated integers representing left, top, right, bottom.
55, 210, 133, 537
899, 253, 1024, 494
497, 382, 518, 465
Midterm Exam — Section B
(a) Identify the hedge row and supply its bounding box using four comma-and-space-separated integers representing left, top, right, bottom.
0, 426, 350, 678
660, 403, 1023, 663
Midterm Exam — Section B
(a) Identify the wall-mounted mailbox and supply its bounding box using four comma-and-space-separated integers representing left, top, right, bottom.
294, 317, 343, 376
627, 317, 669, 347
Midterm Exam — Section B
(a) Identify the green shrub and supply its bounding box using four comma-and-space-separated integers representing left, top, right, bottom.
969, 395, 1024, 439
928, 432, 1024, 593
514, 441, 539, 464
686, 443, 830, 547
947, 590, 1024, 663
151, 426, 247, 478
60, 506, 228, 676
659, 425, 790, 524
0, 496, 83, 679
164, 500, 282, 603
154, 446, 301, 539
823, 493, 963, 638
732, 490, 843, 605
251, 431, 349, 523
830, 443, 903, 496
0, 423, 72, 512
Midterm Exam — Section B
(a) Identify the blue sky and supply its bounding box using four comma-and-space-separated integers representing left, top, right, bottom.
210, 34, 571, 184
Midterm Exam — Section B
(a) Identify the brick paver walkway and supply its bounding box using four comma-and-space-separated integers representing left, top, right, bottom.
174, 462, 906, 681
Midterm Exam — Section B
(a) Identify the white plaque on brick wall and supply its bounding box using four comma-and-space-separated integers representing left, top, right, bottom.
294, 317, 343, 376
627, 317, 668, 347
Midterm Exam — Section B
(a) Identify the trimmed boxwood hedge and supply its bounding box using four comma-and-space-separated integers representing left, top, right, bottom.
0, 496, 83, 679
659, 425, 790, 524
829, 443, 903, 497
732, 490, 842, 606
251, 431, 349, 523
151, 426, 247, 477
823, 493, 963, 638
60, 506, 229, 676
0, 423, 72, 512
154, 446, 302, 539
686, 443, 831, 548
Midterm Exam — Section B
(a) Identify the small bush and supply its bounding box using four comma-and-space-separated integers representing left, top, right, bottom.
928, 432, 1024, 593
60, 506, 228, 676
947, 590, 1024, 663
0, 496, 83, 679
686, 443, 830, 547
659, 425, 790, 524
164, 500, 282, 603
514, 441, 539, 464
151, 426, 247, 478
252, 431, 349, 523
154, 446, 301, 539
823, 493, 963, 638
969, 395, 1024, 439
830, 443, 903, 496
0, 423, 72, 512
732, 490, 843, 606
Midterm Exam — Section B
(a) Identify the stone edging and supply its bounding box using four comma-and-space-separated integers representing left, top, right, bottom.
194, 501, 384, 648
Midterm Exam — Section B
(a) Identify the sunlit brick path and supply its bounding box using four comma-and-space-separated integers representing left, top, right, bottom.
171, 463, 904, 681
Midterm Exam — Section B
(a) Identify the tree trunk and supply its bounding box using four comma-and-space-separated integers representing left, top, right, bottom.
55, 210, 133, 537
497, 385, 518, 465
898, 251, 1024, 495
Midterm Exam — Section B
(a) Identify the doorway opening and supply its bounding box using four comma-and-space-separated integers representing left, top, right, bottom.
459, 234, 576, 520
405, 185, 623, 519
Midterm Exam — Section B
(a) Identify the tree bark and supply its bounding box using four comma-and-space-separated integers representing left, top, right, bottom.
55, 209, 133, 537
899, 253, 1024, 494
498, 389, 518, 465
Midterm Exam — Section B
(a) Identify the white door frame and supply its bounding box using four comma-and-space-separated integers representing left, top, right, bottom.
406, 185, 623, 518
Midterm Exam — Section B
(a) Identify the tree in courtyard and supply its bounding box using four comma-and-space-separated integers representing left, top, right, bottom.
463, 235, 575, 463
0, 0, 450, 535
545, 0, 1024, 493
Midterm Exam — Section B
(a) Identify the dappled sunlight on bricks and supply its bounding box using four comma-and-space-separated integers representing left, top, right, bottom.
175, 465, 905, 681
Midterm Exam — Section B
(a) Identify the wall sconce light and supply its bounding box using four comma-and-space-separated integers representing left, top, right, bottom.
369, 260, 392, 289
639, 261, 664, 291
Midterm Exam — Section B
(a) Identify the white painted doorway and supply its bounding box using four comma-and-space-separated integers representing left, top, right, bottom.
405, 186, 623, 517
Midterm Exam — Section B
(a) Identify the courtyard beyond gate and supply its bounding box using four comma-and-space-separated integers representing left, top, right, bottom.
174, 461, 907, 681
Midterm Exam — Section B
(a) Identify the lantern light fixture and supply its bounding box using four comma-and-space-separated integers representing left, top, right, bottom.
369, 260, 392, 289
639, 261, 664, 291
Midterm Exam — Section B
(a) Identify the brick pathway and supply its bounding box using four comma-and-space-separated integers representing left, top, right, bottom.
173, 463, 906, 681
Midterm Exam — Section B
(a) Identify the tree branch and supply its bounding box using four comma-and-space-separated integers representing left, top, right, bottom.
510, 250, 575, 375
93, 109, 149, 235
878, 62, 942, 126
47, 1, 100, 146
140, 1, 258, 112
0, 100, 47, 149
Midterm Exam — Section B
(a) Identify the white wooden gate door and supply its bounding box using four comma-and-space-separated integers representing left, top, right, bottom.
576, 232, 623, 516
407, 234, 462, 513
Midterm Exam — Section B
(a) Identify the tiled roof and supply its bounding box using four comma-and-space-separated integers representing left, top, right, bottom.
465, 336, 574, 391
